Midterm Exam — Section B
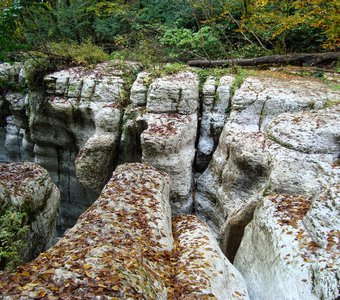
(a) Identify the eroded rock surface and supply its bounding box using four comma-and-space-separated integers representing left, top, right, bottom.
196, 75, 340, 262
0, 63, 23, 82
122, 70, 200, 213
1, 62, 339, 299
234, 184, 340, 300
146, 71, 199, 114
0, 163, 248, 300
0, 162, 60, 263
196, 75, 235, 172
0, 61, 141, 231
42, 62, 140, 192
140, 113, 197, 213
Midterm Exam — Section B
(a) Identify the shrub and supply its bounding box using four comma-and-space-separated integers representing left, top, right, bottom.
160, 26, 225, 60
0, 209, 29, 271
47, 40, 109, 66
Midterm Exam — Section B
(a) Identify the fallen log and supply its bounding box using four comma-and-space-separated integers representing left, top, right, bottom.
188, 52, 340, 68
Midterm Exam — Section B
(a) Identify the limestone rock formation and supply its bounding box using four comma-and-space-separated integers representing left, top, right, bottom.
74, 105, 122, 192
0, 162, 60, 263
196, 76, 340, 262
234, 184, 339, 300
1, 61, 339, 299
142, 71, 199, 213
122, 70, 200, 213
140, 113, 197, 213
146, 71, 199, 114
130, 71, 150, 106
1, 61, 144, 231
32, 62, 139, 230
196, 75, 235, 172
0, 62, 22, 82
0, 163, 249, 300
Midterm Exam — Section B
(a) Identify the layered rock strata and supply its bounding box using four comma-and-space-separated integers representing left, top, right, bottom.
0, 162, 60, 264
1, 61, 141, 232
41, 62, 140, 193
0, 163, 249, 300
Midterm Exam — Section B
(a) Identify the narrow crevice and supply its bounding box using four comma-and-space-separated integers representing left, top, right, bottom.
221, 205, 256, 263
258, 96, 269, 131
56, 147, 61, 188
67, 150, 71, 204
17, 128, 22, 161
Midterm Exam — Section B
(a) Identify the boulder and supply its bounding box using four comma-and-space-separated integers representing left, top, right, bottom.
0, 163, 249, 299
0, 162, 60, 263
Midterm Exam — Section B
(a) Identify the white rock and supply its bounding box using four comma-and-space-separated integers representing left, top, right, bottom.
130, 71, 150, 106
75, 133, 119, 192
0, 162, 60, 262
0, 62, 22, 81
54, 70, 70, 96
229, 76, 339, 132
140, 113, 197, 213
196, 82, 339, 261
173, 215, 249, 299
5, 92, 25, 112
81, 75, 96, 99
146, 71, 199, 114
197, 75, 235, 171
92, 76, 124, 103
92, 104, 121, 133
67, 74, 83, 98
0, 163, 249, 299
234, 185, 340, 300
267, 106, 340, 154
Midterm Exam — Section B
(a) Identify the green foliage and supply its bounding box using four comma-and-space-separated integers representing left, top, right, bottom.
20, 58, 57, 89
0, 1, 27, 61
232, 44, 272, 58
0, 209, 29, 271
160, 26, 224, 59
0, 0, 338, 64
47, 40, 109, 66
241, 0, 339, 52
147, 63, 188, 80
0, 78, 25, 94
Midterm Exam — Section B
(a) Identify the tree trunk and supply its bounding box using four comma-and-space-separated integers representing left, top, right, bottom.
188, 52, 340, 68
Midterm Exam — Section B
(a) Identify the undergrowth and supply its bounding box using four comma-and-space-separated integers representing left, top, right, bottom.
0, 209, 29, 271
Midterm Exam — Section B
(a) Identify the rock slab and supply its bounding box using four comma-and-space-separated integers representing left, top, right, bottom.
0, 163, 249, 300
